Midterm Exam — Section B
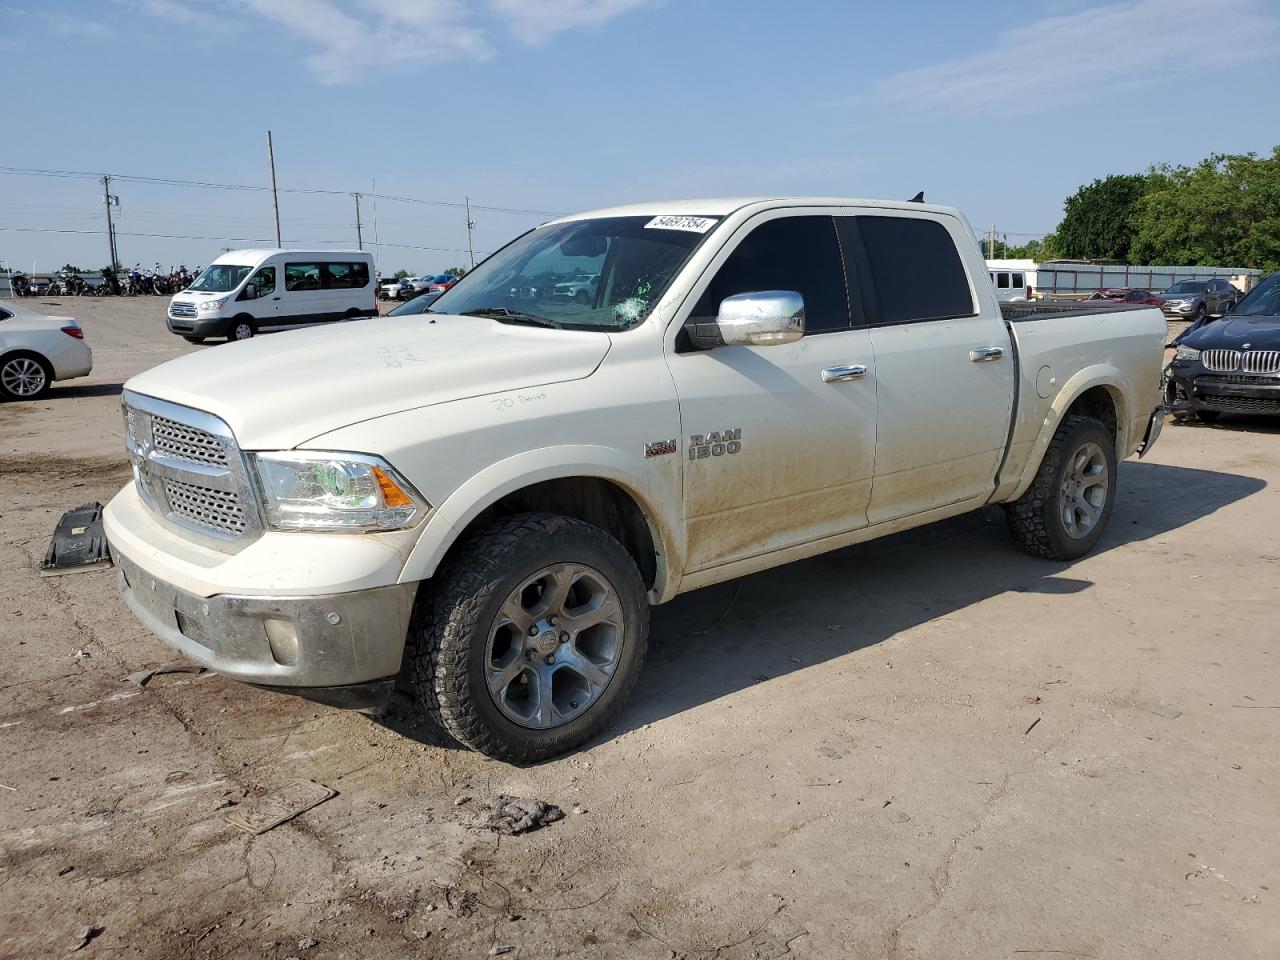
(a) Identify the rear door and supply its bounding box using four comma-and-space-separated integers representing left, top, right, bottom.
840, 210, 1014, 524
665, 210, 878, 572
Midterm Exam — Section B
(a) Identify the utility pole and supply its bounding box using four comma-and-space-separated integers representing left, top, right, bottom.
101, 175, 119, 271
353, 193, 363, 250
464, 196, 476, 270
988, 224, 997, 260
266, 130, 282, 247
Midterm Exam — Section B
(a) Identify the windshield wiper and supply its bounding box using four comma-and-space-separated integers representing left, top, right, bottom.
460, 307, 562, 329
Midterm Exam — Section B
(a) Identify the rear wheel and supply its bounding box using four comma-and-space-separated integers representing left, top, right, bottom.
0, 353, 53, 401
1006, 415, 1117, 560
409, 513, 649, 762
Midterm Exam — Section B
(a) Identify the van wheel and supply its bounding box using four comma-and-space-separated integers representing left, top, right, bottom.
409, 513, 649, 763
1005, 415, 1117, 561
229, 319, 255, 341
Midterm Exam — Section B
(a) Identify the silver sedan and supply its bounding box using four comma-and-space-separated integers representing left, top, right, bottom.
0, 301, 94, 400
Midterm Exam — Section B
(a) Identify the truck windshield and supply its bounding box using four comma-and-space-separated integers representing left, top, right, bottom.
428, 216, 714, 331
189, 264, 252, 293
1165, 280, 1206, 294
1233, 275, 1280, 317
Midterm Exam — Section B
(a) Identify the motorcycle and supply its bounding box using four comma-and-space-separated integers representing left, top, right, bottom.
9, 273, 31, 297
100, 267, 121, 296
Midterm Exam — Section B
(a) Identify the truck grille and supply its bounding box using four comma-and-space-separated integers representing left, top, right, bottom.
1201, 349, 1240, 372
169, 301, 197, 318
122, 391, 261, 553
150, 415, 230, 467
162, 478, 249, 535
1241, 350, 1280, 374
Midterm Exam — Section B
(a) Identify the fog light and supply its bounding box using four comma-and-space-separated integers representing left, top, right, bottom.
264, 618, 300, 666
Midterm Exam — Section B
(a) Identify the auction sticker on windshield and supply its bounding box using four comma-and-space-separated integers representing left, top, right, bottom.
645, 215, 719, 233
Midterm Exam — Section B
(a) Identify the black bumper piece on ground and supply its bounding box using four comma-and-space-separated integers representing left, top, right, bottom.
247, 677, 397, 713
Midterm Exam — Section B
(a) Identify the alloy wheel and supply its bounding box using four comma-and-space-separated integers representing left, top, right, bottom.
1059, 441, 1108, 539
1, 358, 48, 398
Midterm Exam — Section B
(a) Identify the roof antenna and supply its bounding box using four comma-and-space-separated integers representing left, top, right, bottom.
908, 191, 924, 203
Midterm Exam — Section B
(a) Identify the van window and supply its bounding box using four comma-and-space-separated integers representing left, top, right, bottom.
286, 263, 322, 291
997, 273, 1010, 288
690, 215, 851, 334
852, 216, 974, 325
1012, 273, 1024, 288
249, 266, 275, 297
324, 263, 356, 289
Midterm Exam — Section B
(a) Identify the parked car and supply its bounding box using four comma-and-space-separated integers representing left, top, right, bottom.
1161, 278, 1238, 321
1166, 271, 1280, 422
552, 273, 600, 303
989, 269, 1030, 302
0, 301, 93, 400
387, 292, 441, 315
426, 274, 459, 292
104, 196, 1164, 762
166, 249, 377, 343
379, 277, 412, 301
1087, 288, 1163, 306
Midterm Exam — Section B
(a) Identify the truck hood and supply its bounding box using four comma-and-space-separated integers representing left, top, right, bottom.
1185, 314, 1280, 350
124, 314, 611, 449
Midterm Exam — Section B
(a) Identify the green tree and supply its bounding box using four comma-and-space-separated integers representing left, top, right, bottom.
1056, 174, 1148, 261
1130, 149, 1280, 273
443, 266, 467, 277
394, 269, 411, 279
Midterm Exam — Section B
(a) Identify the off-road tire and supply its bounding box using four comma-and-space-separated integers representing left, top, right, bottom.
408, 513, 649, 763
1005, 415, 1117, 561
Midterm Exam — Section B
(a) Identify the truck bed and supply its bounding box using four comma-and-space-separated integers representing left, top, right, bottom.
1000, 300, 1149, 322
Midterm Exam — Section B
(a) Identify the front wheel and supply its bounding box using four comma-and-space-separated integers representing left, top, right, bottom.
409, 513, 649, 762
1005, 415, 1117, 561
228, 319, 255, 341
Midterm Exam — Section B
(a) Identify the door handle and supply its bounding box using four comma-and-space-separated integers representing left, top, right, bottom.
969, 347, 1005, 362
821, 364, 867, 383
272, 296, 282, 300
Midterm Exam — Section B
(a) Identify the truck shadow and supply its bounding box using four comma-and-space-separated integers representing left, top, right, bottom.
378, 460, 1263, 757
614, 459, 1264, 737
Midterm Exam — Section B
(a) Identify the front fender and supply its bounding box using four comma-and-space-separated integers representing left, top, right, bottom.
398, 444, 683, 602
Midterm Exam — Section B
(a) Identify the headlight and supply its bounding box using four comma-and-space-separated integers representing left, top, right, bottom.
198, 297, 229, 312
252, 452, 428, 531
1175, 346, 1201, 361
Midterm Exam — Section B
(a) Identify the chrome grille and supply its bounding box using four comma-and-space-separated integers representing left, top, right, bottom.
163, 478, 247, 534
170, 301, 197, 318
151, 415, 229, 466
1201, 349, 1240, 372
1241, 350, 1280, 375
122, 390, 261, 553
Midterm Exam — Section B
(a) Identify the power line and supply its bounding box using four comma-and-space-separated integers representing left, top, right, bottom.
0, 225, 483, 255
0, 164, 562, 216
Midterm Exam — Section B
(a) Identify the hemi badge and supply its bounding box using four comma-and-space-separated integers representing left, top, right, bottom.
644, 439, 678, 458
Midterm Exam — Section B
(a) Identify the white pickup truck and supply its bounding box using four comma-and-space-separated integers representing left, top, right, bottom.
104, 197, 1166, 761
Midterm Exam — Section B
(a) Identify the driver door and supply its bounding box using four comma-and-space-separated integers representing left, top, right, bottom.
664, 211, 878, 573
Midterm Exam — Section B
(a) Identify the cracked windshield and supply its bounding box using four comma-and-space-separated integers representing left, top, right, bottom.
428, 215, 714, 330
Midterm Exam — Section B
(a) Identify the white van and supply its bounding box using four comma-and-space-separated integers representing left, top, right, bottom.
989, 268, 1031, 302
167, 249, 377, 343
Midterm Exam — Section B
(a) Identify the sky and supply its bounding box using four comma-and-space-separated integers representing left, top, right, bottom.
3, 0, 1279, 275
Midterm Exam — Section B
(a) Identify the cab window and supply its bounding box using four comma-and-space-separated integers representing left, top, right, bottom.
247, 266, 275, 298
690, 216, 852, 334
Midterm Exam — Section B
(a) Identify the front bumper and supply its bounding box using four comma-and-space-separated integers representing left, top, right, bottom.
113, 547, 417, 695
1166, 362, 1280, 416
167, 314, 226, 336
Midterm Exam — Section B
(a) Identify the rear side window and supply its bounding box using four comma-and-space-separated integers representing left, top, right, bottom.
690, 215, 851, 334
852, 216, 974, 325
1012, 273, 1024, 287
997, 273, 1010, 288
285, 263, 322, 291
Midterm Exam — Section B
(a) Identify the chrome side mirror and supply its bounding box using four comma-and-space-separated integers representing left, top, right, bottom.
716, 291, 805, 347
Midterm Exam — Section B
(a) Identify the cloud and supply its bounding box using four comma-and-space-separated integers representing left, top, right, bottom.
142, 0, 653, 82
874, 0, 1280, 114
488, 0, 657, 44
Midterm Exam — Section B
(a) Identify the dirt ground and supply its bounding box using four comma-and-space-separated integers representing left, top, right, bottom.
2, 296, 1277, 960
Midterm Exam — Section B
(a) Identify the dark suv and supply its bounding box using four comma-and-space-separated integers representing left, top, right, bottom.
1161, 278, 1238, 322
1166, 272, 1280, 422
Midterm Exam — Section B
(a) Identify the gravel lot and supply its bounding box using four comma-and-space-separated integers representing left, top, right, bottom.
2, 296, 1278, 960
